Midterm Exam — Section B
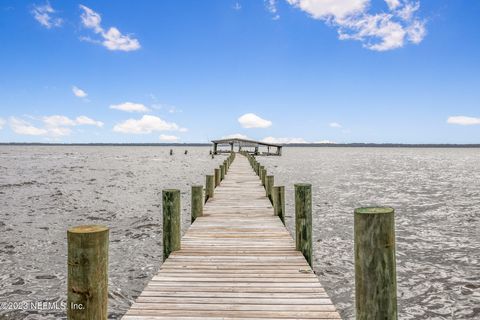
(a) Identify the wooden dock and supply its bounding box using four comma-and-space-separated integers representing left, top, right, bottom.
122, 154, 341, 319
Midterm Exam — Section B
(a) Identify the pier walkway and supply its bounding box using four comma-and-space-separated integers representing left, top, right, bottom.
123, 154, 341, 319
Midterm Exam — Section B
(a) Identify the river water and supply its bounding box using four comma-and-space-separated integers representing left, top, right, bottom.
0, 146, 479, 319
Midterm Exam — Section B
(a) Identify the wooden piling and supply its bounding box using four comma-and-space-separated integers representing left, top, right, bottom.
261, 168, 267, 187
191, 185, 203, 223
273, 186, 285, 225
266, 175, 274, 203
214, 168, 221, 187
354, 207, 397, 320
220, 164, 225, 180
205, 175, 214, 202
162, 189, 181, 262
295, 183, 312, 267
67, 225, 109, 320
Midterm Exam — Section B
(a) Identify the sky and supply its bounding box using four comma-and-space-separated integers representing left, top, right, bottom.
0, 0, 479, 144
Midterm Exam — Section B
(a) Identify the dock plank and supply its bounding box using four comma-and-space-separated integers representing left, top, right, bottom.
123, 154, 341, 319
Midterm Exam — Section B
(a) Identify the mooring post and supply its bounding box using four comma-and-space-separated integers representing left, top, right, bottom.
256, 162, 260, 176
261, 168, 267, 187
266, 175, 274, 203
191, 185, 203, 223
295, 183, 312, 267
354, 207, 397, 320
67, 225, 109, 320
273, 186, 285, 225
214, 168, 221, 187
162, 189, 181, 262
220, 164, 225, 180
205, 175, 214, 202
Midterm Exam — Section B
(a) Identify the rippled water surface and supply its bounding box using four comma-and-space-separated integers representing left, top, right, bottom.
1, 146, 479, 319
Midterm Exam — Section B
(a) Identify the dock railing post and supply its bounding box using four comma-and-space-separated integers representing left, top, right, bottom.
163, 189, 181, 262
191, 185, 203, 223
214, 168, 221, 187
220, 164, 225, 180
354, 207, 397, 320
67, 225, 109, 320
205, 175, 214, 202
273, 186, 285, 225
261, 168, 267, 187
266, 175, 274, 203
295, 183, 312, 267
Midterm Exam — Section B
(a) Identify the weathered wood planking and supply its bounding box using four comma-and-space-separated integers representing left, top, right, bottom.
123, 155, 341, 319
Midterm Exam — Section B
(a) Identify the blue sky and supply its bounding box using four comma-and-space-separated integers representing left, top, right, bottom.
0, 0, 479, 144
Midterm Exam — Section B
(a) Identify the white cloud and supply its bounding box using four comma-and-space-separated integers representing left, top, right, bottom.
79, 5, 140, 52
397, 1, 420, 21
110, 102, 150, 113
447, 116, 480, 126
385, 0, 401, 10
10, 117, 48, 136
233, 2, 242, 10
329, 122, 342, 128
265, 0, 280, 20
31, 2, 63, 29
262, 136, 308, 144
42, 115, 103, 127
238, 113, 272, 128
285, 0, 426, 51
113, 115, 186, 134
75, 116, 104, 127
43, 115, 77, 127
159, 134, 180, 142
315, 140, 336, 144
222, 133, 249, 140
286, 0, 368, 20
10, 115, 103, 137
0, 118, 5, 130
72, 86, 88, 98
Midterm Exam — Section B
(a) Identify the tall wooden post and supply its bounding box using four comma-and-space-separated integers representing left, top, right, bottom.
261, 168, 267, 187
220, 164, 225, 180
205, 175, 214, 202
214, 168, 221, 187
163, 189, 181, 261
67, 225, 109, 320
355, 207, 397, 320
273, 186, 285, 225
295, 183, 312, 267
266, 175, 274, 203
191, 185, 203, 223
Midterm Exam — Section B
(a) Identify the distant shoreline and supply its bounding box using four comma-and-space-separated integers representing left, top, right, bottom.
1, 143, 480, 148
